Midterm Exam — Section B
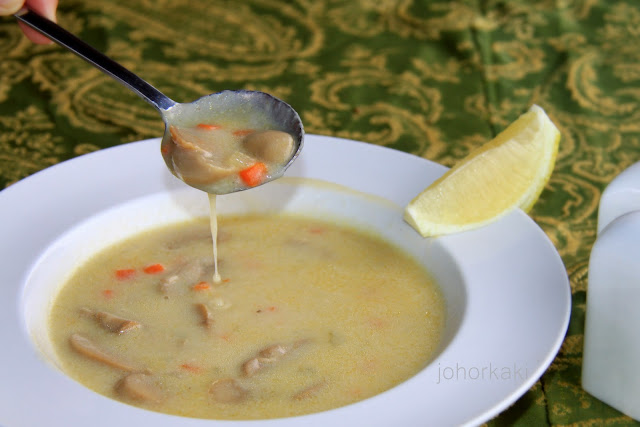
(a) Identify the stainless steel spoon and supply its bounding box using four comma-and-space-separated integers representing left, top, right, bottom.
15, 8, 304, 195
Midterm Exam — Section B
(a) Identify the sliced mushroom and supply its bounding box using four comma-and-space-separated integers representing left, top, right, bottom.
169, 125, 255, 185
115, 373, 163, 403
243, 130, 294, 164
259, 344, 288, 361
158, 275, 180, 295
159, 257, 213, 295
241, 340, 310, 377
69, 333, 139, 372
195, 303, 214, 328
292, 381, 326, 401
80, 308, 141, 334
242, 357, 263, 377
209, 378, 249, 403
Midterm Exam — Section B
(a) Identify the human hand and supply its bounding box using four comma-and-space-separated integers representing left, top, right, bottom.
0, 0, 58, 44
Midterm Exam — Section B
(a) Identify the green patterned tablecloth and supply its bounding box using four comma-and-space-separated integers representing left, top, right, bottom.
2, 1, 640, 425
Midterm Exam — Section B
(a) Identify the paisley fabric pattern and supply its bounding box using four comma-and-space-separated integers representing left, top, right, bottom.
1, 0, 639, 425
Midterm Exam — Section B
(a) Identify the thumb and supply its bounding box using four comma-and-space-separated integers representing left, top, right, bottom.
0, 0, 23, 15
16, 0, 58, 44
25, 0, 57, 21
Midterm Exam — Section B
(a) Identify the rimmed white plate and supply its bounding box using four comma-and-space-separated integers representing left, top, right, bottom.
0, 135, 570, 427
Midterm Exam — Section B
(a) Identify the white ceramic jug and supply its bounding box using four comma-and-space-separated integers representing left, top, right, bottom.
582, 161, 640, 420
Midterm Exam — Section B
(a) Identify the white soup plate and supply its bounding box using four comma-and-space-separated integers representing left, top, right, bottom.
0, 135, 571, 427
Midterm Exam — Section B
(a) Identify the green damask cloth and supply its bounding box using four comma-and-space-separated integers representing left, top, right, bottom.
1, 0, 640, 425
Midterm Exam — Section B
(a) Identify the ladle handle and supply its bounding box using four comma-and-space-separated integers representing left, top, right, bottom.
15, 8, 176, 112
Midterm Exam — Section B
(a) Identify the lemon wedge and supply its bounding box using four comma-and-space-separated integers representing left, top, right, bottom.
404, 105, 560, 237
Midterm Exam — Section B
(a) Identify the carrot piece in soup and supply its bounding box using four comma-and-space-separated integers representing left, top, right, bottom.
115, 269, 136, 280
180, 363, 202, 374
239, 162, 268, 187
143, 263, 165, 274
197, 124, 221, 130
192, 281, 211, 291
292, 381, 326, 401
102, 289, 115, 299
232, 129, 254, 136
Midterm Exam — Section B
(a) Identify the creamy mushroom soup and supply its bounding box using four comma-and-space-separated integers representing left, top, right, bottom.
48, 214, 445, 420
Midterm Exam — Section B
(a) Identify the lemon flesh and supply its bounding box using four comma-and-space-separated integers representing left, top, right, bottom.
404, 105, 560, 237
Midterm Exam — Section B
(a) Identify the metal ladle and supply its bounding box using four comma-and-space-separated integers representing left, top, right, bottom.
15, 8, 304, 194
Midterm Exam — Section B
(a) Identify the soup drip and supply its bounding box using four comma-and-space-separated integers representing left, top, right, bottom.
208, 194, 222, 284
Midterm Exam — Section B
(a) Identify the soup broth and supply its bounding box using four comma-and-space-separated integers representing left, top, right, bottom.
49, 214, 445, 420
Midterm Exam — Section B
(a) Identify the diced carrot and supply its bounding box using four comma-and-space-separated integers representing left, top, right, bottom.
239, 162, 268, 187
197, 123, 221, 130
267, 306, 277, 312
222, 278, 231, 283
232, 129, 254, 136
180, 363, 202, 373
102, 289, 114, 299
192, 281, 211, 291
115, 269, 136, 280
308, 227, 325, 234
143, 263, 165, 274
